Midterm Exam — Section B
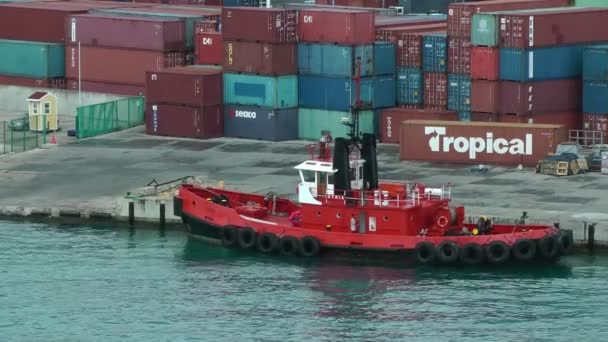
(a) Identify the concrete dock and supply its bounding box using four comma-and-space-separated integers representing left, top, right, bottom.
0, 125, 606, 247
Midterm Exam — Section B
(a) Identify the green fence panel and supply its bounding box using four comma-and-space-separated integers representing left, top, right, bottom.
0, 117, 40, 155
76, 96, 144, 139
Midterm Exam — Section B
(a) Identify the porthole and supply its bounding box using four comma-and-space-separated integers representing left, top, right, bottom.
336, 212, 342, 218
316, 211, 321, 217
383, 216, 389, 222
192, 201, 196, 206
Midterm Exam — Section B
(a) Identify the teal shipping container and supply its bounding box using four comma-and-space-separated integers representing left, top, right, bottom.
396, 67, 422, 105
574, 0, 608, 6
422, 34, 447, 73
471, 13, 499, 47
0, 39, 64, 78
583, 81, 608, 114
224, 73, 298, 109
90, 9, 202, 49
374, 41, 396, 76
500, 45, 600, 82
298, 108, 376, 140
299, 75, 396, 111
447, 74, 471, 112
583, 45, 608, 81
298, 43, 374, 77
458, 112, 471, 121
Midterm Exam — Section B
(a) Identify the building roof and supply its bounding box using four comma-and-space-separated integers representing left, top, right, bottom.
294, 160, 337, 173
27, 92, 48, 101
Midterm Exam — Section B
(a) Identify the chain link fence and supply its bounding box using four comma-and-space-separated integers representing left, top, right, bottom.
0, 117, 41, 155
76, 96, 144, 139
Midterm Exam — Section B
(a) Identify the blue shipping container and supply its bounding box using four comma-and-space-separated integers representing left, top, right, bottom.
583, 45, 608, 81
396, 67, 422, 105
458, 112, 471, 121
374, 41, 396, 76
583, 81, 608, 114
499, 45, 605, 82
422, 34, 447, 73
299, 75, 396, 111
298, 43, 374, 77
224, 73, 298, 109
447, 74, 471, 112
224, 105, 298, 141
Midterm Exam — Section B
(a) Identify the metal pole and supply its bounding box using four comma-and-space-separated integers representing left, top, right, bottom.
159, 203, 166, 228
78, 41, 81, 107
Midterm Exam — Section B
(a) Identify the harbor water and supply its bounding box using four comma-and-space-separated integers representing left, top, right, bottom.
1, 220, 607, 341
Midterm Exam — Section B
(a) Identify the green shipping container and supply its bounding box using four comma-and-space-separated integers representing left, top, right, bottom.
298, 108, 375, 140
471, 13, 499, 47
0, 39, 64, 78
224, 73, 298, 109
574, 0, 608, 6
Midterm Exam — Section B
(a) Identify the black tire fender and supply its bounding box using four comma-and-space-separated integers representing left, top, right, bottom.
237, 227, 257, 249
558, 230, 574, 255
485, 240, 511, 264
415, 242, 436, 264
538, 235, 560, 259
257, 232, 278, 253
221, 225, 238, 248
460, 243, 484, 265
436, 240, 460, 264
299, 236, 321, 257
278, 236, 299, 257
512, 239, 537, 262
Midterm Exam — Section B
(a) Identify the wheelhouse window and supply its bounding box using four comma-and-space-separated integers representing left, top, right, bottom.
302, 170, 315, 183
328, 173, 335, 185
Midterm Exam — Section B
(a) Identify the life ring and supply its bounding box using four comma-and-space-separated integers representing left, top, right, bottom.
278, 236, 299, 257
299, 236, 321, 257
414, 242, 436, 264
221, 225, 238, 247
557, 230, 574, 255
538, 235, 560, 259
436, 240, 460, 263
437, 215, 449, 228
512, 239, 537, 262
460, 243, 484, 265
257, 232, 278, 253
289, 210, 302, 226
237, 227, 257, 249
485, 240, 510, 264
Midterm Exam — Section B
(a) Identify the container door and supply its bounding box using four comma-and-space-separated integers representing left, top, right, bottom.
359, 212, 366, 234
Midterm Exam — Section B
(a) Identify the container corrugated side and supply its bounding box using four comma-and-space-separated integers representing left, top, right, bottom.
146, 103, 223, 139
500, 45, 590, 82
298, 42, 374, 77
583, 45, 608, 81
471, 13, 499, 47
374, 41, 395, 76
500, 79, 581, 115
583, 81, 608, 114
222, 8, 297, 43
470, 47, 499, 80
396, 67, 422, 105
224, 41, 297, 76
224, 106, 298, 141
471, 80, 500, 114
574, 0, 608, 6
223, 73, 298, 109
447, 74, 471, 112
298, 108, 375, 140
422, 34, 447, 73
447, 36, 470, 74
583, 113, 608, 137
379, 107, 458, 143
424, 72, 447, 107
145, 67, 222, 107
298, 9, 376, 44
0, 39, 64, 78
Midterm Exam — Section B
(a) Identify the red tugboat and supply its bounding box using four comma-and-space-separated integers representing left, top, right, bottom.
173, 60, 573, 266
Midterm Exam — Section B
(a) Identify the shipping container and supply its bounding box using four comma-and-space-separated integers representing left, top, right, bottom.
66, 79, 144, 96
500, 79, 581, 115
497, 111, 581, 131
145, 66, 221, 107
224, 105, 298, 141
446, 0, 571, 38
447, 36, 470, 74
225, 41, 297, 76
67, 14, 186, 51
375, 14, 446, 28
574, 0, 608, 6
0, 75, 66, 90
194, 20, 218, 34
298, 43, 374, 77
298, 108, 375, 140
399, 120, 566, 166
223, 73, 297, 109
424, 72, 447, 108
396, 67, 422, 105
499, 7, 608, 49
298, 9, 375, 44
222, 8, 297, 43
459, 112, 471, 121
422, 33, 447, 73
0, 40, 64, 78
379, 107, 458, 143
374, 41, 396, 76
470, 12, 500, 47
146, 103, 223, 139
299, 75, 395, 111
582, 113, 608, 136
66, 46, 185, 85
471, 112, 497, 122
500, 45, 591, 82
471, 79, 500, 114
470, 46, 499, 81
447, 74, 471, 112
195, 31, 222, 65
583, 45, 608, 81
583, 81, 608, 114
0, 1, 152, 43
376, 24, 447, 43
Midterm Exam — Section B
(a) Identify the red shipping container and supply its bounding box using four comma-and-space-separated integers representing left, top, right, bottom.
0, 75, 66, 90
375, 24, 447, 41
298, 9, 375, 44
471, 112, 497, 122
145, 67, 222, 106
379, 107, 458, 143
498, 112, 581, 131
66, 79, 144, 96
334, 0, 365, 6
447, 36, 470, 74
195, 31, 222, 65
67, 14, 186, 52
499, 79, 581, 115
66, 46, 185, 85
399, 120, 567, 166
145, 103, 223, 139
424, 73, 448, 108
222, 8, 297, 43
138, 6, 220, 20
195, 20, 217, 33
364, 0, 398, 8
375, 16, 447, 29
500, 7, 608, 49
223, 41, 297, 76
583, 113, 608, 135
447, 0, 572, 38
471, 80, 500, 114
470, 47, 499, 81
0, 1, 152, 43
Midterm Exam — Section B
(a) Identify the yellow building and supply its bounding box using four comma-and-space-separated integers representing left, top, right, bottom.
27, 92, 58, 132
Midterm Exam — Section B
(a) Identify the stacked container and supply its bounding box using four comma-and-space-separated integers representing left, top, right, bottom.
194, 20, 222, 66
582, 45, 608, 142
297, 9, 395, 140
222, 7, 299, 141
